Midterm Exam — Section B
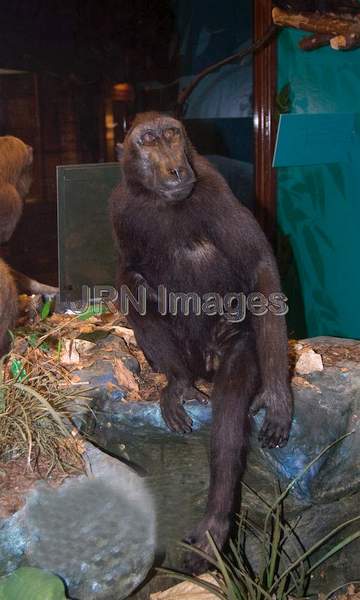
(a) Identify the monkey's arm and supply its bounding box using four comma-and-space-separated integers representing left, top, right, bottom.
124, 271, 158, 303
111, 202, 157, 301
10, 269, 58, 298
249, 257, 292, 447
127, 308, 207, 433
209, 201, 292, 447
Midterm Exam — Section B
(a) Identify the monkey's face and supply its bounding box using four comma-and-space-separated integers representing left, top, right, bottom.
127, 116, 196, 203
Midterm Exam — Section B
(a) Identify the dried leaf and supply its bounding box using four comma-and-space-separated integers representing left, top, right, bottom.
292, 375, 321, 392
60, 339, 80, 365
106, 325, 137, 346
113, 357, 140, 399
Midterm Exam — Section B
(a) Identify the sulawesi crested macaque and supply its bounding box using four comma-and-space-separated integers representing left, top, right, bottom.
110, 112, 293, 571
0, 136, 57, 355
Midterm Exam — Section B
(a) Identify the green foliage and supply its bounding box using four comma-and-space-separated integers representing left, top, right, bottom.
26, 332, 50, 352
9, 359, 28, 382
77, 304, 108, 320
41, 299, 53, 321
160, 433, 360, 599
0, 567, 67, 600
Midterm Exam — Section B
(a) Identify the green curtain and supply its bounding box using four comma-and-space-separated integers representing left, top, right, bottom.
277, 29, 360, 339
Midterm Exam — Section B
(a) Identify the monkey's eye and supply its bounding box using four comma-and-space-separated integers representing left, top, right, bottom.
140, 131, 157, 146
163, 127, 180, 140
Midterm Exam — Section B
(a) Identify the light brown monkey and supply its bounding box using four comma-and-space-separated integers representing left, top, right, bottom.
0, 260, 18, 355
0, 136, 33, 244
0, 136, 57, 355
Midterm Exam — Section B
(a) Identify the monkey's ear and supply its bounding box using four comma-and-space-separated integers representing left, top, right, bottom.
116, 143, 124, 161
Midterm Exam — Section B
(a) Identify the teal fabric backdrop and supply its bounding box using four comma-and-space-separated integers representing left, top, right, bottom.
277, 29, 360, 339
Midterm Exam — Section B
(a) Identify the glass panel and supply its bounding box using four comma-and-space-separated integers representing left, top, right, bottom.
173, 0, 254, 210
57, 163, 120, 303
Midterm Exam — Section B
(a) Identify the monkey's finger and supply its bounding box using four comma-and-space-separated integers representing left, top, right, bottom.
175, 407, 193, 434
176, 404, 193, 433
173, 417, 192, 434
258, 419, 272, 446
259, 420, 289, 449
162, 404, 193, 434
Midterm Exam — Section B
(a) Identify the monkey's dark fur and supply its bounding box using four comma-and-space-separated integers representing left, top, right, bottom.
110, 112, 293, 571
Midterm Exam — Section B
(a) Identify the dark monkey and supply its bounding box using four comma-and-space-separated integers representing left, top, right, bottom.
0, 136, 57, 355
110, 112, 292, 569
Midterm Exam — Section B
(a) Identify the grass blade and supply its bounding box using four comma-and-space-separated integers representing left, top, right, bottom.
273, 515, 360, 594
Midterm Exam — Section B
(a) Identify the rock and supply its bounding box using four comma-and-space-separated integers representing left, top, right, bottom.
295, 346, 324, 374
150, 573, 220, 599
80, 336, 360, 597
0, 443, 156, 600
74, 338, 97, 354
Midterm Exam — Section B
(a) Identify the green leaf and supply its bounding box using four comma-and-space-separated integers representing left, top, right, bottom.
0, 567, 67, 600
10, 359, 28, 382
271, 515, 360, 594
28, 333, 39, 347
41, 299, 52, 320
77, 305, 108, 320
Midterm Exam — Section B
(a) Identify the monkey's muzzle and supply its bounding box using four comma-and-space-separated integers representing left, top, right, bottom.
160, 180, 195, 203
158, 160, 196, 203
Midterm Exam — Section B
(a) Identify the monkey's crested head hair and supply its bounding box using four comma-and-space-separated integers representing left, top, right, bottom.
0, 136, 33, 187
122, 112, 196, 204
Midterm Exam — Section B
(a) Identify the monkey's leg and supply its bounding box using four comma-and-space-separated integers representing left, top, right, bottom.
184, 333, 259, 573
10, 269, 58, 298
127, 310, 207, 433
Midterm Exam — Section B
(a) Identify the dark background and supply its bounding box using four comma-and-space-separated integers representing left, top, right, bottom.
0, 0, 254, 287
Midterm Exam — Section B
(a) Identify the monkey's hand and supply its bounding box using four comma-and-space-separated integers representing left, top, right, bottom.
250, 386, 292, 449
161, 380, 208, 434
126, 271, 158, 303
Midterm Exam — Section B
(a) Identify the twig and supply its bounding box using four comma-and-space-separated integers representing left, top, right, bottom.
299, 33, 333, 50
272, 7, 360, 36
176, 25, 277, 116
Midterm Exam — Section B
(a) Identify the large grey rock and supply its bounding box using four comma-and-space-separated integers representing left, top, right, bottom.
81, 337, 360, 597
0, 444, 155, 599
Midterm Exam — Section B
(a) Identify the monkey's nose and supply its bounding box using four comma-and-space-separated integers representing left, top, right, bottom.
169, 167, 185, 182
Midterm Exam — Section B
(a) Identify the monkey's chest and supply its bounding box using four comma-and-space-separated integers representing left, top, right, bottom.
161, 240, 234, 294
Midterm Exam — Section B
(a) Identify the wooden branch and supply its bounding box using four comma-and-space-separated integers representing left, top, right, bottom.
176, 25, 277, 115
299, 33, 333, 50
330, 32, 360, 49
272, 7, 360, 36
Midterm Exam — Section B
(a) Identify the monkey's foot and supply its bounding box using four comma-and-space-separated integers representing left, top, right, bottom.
160, 384, 208, 434
183, 514, 230, 575
251, 388, 292, 449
